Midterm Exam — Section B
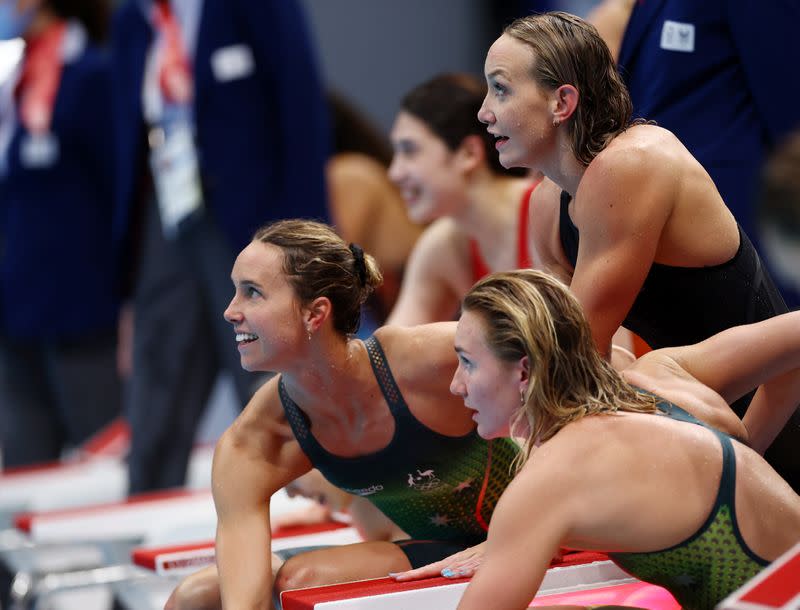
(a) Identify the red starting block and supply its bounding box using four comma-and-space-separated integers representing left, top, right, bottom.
718, 542, 800, 610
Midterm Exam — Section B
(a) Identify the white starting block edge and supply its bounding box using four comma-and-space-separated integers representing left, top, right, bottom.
15, 490, 216, 544
717, 541, 800, 610
279, 560, 636, 610
133, 522, 363, 577
1, 458, 128, 513
14, 487, 331, 547
0, 442, 216, 516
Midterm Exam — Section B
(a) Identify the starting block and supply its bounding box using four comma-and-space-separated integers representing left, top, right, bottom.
278, 553, 680, 610
718, 541, 800, 610
132, 520, 361, 577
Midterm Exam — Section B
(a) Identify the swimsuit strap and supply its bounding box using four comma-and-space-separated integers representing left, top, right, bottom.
364, 335, 409, 416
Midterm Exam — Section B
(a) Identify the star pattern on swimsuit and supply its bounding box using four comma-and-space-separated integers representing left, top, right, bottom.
454, 479, 473, 492
674, 573, 696, 587
430, 513, 452, 527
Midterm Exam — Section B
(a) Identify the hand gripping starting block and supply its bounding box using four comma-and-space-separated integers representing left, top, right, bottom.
278, 552, 680, 610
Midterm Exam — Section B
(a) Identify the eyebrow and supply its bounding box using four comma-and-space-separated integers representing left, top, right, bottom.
233, 278, 261, 290
486, 68, 509, 80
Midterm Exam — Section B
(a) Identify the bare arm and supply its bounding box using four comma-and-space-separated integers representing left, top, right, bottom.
569, 150, 673, 357
661, 311, 800, 452
387, 220, 469, 326
279, 469, 406, 541
213, 379, 312, 610
456, 463, 571, 610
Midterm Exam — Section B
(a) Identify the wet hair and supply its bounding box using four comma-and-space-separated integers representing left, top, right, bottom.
400, 73, 526, 177
462, 269, 657, 469
253, 219, 383, 336
47, 0, 110, 42
504, 12, 640, 166
327, 90, 393, 167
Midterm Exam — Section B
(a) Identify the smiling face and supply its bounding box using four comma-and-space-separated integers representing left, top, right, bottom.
223, 241, 306, 372
451, 309, 527, 439
388, 111, 468, 224
478, 34, 556, 171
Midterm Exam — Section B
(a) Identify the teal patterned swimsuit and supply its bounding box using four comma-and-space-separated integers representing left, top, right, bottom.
278, 335, 519, 547
609, 399, 769, 610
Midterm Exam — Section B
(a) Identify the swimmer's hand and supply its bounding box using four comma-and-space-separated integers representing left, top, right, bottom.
390, 542, 485, 581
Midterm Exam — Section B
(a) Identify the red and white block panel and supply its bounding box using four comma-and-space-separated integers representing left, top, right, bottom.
132, 521, 362, 577
718, 542, 800, 610
279, 553, 681, 610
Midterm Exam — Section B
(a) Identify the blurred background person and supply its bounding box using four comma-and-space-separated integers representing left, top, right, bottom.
386, 73, 538, 326
586, 0, 800, 309
758, 130, 800, 301
326, 89, 424, 330
110, 0, 330, 493
0, 0, 122, 469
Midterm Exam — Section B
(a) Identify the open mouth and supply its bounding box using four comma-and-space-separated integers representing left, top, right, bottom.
236, 332, 259, 346
494, 135, 509, 149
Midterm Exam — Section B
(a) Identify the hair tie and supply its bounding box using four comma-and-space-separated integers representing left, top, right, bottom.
349, 243, 367, 286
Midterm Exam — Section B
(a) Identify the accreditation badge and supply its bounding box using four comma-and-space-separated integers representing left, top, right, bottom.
148, 119, 204, 239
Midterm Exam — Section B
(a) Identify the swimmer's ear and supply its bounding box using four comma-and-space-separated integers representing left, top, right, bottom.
303, 296, 332, 333
551, 84, 578, 124
454, 134, 486, 174
517, 355, 530, 396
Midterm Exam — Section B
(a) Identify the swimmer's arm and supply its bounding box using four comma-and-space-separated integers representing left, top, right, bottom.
663, 311, 800, 452
327, 155, 383, 261
348, 497, 407, 541
569, 152, 672, 358
278, 471, 406, 541
387, 220, 467, 326
213, 379, 312, 609
527, 179, 573, 285
456, 466, 570, 610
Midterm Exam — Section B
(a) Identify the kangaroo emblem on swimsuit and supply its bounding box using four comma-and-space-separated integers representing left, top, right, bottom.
406, 468, 443, 492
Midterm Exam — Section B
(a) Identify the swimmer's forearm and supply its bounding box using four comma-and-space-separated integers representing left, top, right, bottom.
217, 516, 274, 609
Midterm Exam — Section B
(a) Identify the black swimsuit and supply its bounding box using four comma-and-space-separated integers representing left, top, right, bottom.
559, 191, 799, 491
278, 335, 520, 566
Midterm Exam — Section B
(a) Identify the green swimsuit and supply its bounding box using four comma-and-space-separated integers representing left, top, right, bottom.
279, 335, 519, 548
609, 400, 769, 610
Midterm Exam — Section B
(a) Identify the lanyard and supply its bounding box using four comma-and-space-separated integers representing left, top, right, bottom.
151, 1, 193, 104
15, 20, 66, 135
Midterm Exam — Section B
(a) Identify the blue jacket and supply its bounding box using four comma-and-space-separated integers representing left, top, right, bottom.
0, 27, 118, 340
618, 0, 800, 246
111, 0, 330, 283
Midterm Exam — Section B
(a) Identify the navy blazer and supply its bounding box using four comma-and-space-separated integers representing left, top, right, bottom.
0, 33, 118, 340
618, 0, 800, 246
111, 0, 330, 281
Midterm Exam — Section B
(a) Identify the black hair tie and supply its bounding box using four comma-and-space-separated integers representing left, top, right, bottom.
349, 243, 367, 286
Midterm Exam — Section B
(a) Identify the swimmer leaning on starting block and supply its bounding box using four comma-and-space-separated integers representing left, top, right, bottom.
394, 269, 800, 610
476, 12, 799, 488
166, 219, 519, 610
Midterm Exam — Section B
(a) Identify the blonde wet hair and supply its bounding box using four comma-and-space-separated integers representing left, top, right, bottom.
462, 269, 657, 468
253, 219, 382, 336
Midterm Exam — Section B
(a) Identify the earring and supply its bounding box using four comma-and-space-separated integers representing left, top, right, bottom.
520, 389, 526, 406
306, 326, 312, 341
552, 118, 560, 127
